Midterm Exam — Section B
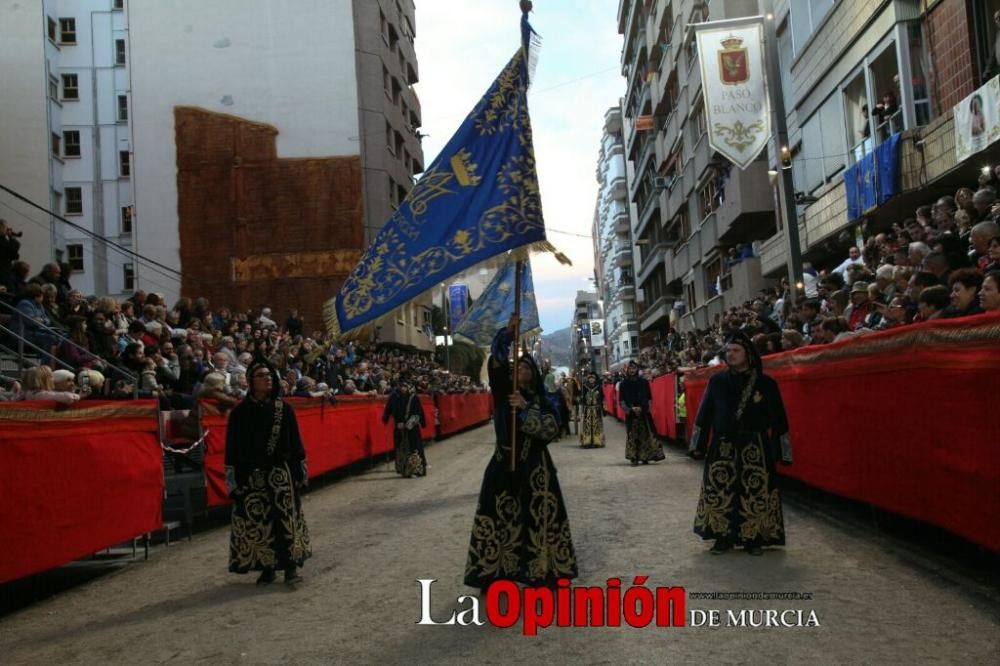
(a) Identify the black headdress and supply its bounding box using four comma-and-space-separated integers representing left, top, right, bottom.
724, 329, 763, 373
246, 358, 282, 399
515, 354, 547, 399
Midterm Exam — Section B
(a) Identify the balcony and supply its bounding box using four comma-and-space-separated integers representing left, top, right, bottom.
665, 175, 685, 220
715, 161, 776, 243
615, 243, 634, 267
613, 209, 630, 234
620, 282, 637, 301
760, 221, 808, 278
639, 295, 671, 332
693, 133, 712, 180
609, 172, 627, 201
636, 242, 667, 286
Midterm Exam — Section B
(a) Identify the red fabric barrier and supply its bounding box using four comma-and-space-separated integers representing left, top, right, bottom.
437, 393, 492, 437
602, 385, 616, 415
684, 314, 1000, 551
204, 393, 473, 507
0, 400, 164, 583
649, 373, 677, 440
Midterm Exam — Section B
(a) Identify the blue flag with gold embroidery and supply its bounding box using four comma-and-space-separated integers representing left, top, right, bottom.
454, 260, 540, 345
324, 18, 546, 338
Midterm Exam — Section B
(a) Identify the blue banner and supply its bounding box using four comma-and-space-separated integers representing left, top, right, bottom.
859, 151, 877, 213
875, 132, 901, 205
323, 22, 546, 338
844, 162, 862, 221
448, 284, 469, 332
454, 260, 540, 345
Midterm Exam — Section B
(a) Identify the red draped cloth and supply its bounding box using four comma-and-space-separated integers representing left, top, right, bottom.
684, 314, 1000, 552
602, 385, 616, 415
0, 400, 164, 583
437, 393, 492, 437
204, 393, 489, 506
649, 373, 677, 440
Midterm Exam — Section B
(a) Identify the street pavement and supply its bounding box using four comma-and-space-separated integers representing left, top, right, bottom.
1, 419, 997, 664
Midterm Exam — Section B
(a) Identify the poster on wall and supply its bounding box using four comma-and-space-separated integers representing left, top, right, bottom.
589, 320, 605, 348
954, 75, 1000, 162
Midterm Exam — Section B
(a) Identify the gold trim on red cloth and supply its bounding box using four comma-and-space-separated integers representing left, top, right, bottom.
0, 401, 159, 423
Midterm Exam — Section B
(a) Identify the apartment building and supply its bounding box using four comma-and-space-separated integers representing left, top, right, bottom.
572, 290, 604, 374
618, 0, 777, 335
759, 0, 999, 284
592, 105, 641, 368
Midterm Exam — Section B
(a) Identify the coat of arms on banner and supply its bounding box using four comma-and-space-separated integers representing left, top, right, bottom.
718, 35, 749, 85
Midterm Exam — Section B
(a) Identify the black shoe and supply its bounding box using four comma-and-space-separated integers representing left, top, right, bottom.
710, 539, 732, 555
747, 546, 764, 556
284, 566, 303, 586
256, 569, 276, 585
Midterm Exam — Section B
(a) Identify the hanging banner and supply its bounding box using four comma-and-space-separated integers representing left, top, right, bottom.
448, 284, 469, 332
954, 75, 1000, 163
695, 21, 770, 169
589, 319, 605, 348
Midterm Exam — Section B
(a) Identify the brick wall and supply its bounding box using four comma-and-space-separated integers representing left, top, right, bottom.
926, 0, 979, 112
175, 107, 363, 333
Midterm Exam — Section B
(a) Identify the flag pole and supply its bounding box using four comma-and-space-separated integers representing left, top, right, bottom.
510, 259, 524, 472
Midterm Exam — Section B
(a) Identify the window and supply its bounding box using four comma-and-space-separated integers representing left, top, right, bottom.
790, 0, 834, 55
385, 121, 394, 155
699, 178, 718, 220
380, 10, 388, 45
51, 132, 60, 157
47, 17, 57, 41
49, 76, 58, 100
67, 244, 84, 272
113, 0, 124, 9
685, 280, 698, 311
121, 206, 133, 234
704, 257, 722, 299
62, 73, 79, 100
123, 262, 135, 291
388, 175, 398, 208
119, 150, 130, 177
59, 18, 76, 44
383, 65, 390, 96
63, 130, 81, 157
115, 38, 126, 65
117, 94, 128, 121
65, 187, 83, 214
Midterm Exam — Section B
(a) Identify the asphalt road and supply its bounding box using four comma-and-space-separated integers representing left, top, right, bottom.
1, 419, 997, 664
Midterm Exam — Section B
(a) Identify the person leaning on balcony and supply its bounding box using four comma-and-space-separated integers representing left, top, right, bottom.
979, 271, 1000, 312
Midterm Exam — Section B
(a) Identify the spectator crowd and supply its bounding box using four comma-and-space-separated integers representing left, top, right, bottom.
611, 174, 1000, 383
0, 222, 484, 405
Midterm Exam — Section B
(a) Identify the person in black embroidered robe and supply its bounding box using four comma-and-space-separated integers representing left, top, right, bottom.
578, 373, 605, 448
619, 361, 665, 465
689, 330, 793, 556
225, 360, 311, 585
382, 380, 427, 477
465, 315, 578, 590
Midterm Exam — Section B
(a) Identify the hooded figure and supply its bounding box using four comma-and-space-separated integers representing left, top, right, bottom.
689, 329, 793, 556
618, 360, 666, 465
578, 372, 605, 448
225, 359, 311, 585
382, 380, 427, 477
465, 317, 578, 590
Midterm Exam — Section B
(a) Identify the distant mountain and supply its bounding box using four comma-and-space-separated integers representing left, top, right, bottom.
539, 327, 572, 368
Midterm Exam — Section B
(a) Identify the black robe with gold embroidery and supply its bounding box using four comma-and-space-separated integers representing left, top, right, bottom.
619, 374, 665, 463
225, 394, 312, 573
383, 390, 427, 477
578, 384, 605, 448
465, 329, 578, 588
689, 369, 792, 547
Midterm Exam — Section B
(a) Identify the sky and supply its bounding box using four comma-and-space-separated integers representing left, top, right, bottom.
414, 1, 626, 333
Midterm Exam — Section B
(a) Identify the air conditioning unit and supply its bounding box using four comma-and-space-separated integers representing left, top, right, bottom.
653, 176, 677, 190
